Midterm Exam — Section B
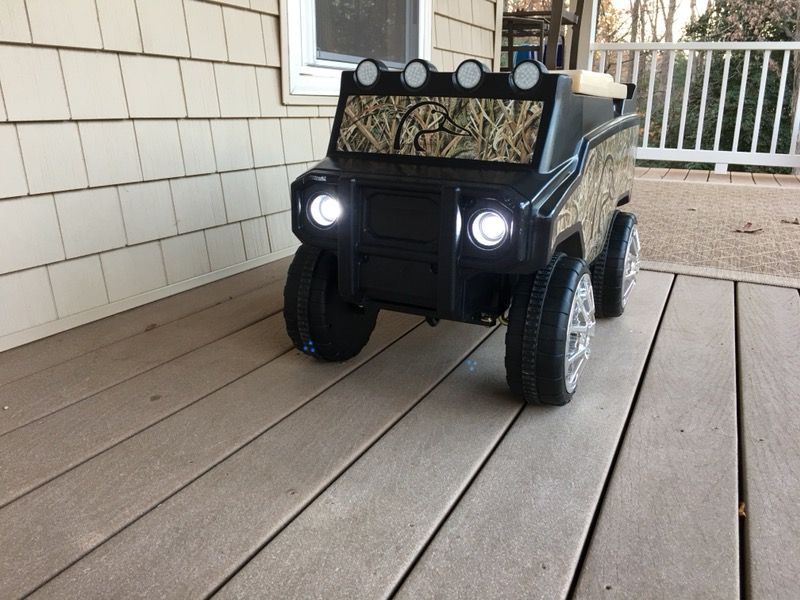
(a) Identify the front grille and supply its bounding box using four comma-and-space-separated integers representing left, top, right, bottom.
363, 188, 439, 245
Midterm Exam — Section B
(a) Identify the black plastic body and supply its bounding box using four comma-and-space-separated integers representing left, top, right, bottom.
290, 66, 638, 325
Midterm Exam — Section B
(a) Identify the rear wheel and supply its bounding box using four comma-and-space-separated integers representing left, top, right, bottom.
591, 211, 640, 317
505, 253, 596, 405
284, 245, 378, 362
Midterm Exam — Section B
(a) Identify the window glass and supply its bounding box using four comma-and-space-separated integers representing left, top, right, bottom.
315, 0, 418, 66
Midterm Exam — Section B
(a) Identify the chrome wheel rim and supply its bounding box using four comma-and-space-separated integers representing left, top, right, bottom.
622, 225, 641, 307
564, 273, 596, 394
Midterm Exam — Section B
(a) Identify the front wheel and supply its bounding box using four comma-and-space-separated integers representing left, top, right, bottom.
505, 253, 596, 406
284, 245, 378, 362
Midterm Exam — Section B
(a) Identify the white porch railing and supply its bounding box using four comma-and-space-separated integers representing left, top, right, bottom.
589, 42, 800, 170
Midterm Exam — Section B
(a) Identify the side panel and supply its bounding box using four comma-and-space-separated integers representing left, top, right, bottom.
554, 126, 637, 262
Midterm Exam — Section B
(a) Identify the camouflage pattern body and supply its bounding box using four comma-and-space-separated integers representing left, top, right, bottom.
336, 95, 544, 164
554, 126, 637, 262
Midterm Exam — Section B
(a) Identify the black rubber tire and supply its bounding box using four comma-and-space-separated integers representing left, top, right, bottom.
505, 253, 592, 406
591, 211, 638, 318
284, 244, 378, 362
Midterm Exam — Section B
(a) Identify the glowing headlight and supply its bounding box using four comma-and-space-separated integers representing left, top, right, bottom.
470, 210, 508, 248
455, 60, 486, 90
355, 59, 380, 88
512, 60, 541, 91
403, 59, 430, 89
308, 193, 341, 228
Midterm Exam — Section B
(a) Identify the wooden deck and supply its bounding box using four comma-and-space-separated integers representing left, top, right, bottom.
634, 166, 800, 187
1, 258, 799, 599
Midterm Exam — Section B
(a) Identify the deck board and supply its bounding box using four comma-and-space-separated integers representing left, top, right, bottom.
21, 319, 490, 599
394, 271, 673, 600
708, 172, 732, 184
731, 172, 756, 185
220, 272, 674, 600
774, 174, 800, 188
12, 314, 488, 597
737, 283, 800, 599
0, 313, 291, 507
662, 168, 689, 181
574, 276, 739, 598
1, 262, 797, 598
0, 312, 419, 599
0, 259, 289, 386
751, 173, 780, 187
638, 167, 669, 180
685, 169, 710, 182
217, 329, 522, 599
0, 281, 284, 436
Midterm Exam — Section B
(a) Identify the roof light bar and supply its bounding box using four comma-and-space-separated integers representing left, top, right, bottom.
511, 60, 542, 91
402, 59, 435, 89
455, 59, 488, 90
354, 58, 386, 88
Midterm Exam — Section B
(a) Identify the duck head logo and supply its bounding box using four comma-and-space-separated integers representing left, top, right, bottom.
393, 101, 471, 154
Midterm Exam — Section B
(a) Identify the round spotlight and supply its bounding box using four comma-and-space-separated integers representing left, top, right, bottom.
470, 210, 508, 248
403, 59, 431, 89
455, 60, 486, 90
512, 60, 542, 91
308, 193, 341, 228
354, 59, 381, 88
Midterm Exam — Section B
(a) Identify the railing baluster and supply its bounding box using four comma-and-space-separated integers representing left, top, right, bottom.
695, 50, 713, 150
770, 50, 791, 155
751, 50, 771, 153
732, 50, 750, 152
677, 50, 694, 149
792, 93, 800, 158
713, 51, 731, 152
586, 41, 800, 168
642, 51, 658, 148
660, 50, 676, 149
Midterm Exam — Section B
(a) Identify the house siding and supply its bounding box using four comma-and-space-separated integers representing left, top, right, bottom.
0, 0, 501, 351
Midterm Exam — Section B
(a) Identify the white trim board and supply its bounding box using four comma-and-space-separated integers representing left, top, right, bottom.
282, 0, 433, 101
0, 246, 298, 353
636, 148, 800, 169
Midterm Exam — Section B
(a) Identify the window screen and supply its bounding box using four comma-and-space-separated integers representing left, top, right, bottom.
315, 0, 418, 66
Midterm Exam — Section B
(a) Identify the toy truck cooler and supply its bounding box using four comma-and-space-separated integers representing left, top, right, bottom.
283, 58, 641, 406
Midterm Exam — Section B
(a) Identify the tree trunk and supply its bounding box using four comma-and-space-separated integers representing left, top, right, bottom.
665, 0, 677, 42
630, 0, 640, 42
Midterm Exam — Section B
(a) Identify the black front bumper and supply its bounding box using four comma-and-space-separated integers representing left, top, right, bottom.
292, 167, 556, 324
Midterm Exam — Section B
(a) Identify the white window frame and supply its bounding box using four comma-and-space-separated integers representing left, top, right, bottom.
286, 0, 432, 97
